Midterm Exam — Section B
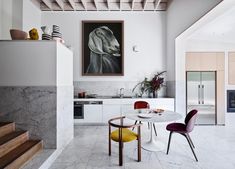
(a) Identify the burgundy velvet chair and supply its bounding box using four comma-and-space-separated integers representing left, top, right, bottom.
132, 101, 157, 136
166, 109, 198, 161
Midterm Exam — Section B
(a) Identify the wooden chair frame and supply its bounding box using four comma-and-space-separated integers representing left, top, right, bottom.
108, 116, 142, 166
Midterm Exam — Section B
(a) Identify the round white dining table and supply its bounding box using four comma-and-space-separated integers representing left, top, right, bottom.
125, 109, 182, 152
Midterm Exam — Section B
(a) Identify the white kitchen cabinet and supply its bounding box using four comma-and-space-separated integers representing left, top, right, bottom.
84, 105, 103, 123
148, 99, 175, 111
121, 104, 134, 115
102, 105, 121, 124
74, 98, 175, 125
121, 104, 135, 124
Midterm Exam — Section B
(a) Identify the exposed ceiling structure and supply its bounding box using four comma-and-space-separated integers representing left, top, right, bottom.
189, 6, 235, 43
32, 0, 168, 11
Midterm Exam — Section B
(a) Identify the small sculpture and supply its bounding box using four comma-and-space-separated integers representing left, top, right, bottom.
29, 28, 39, 40
41, 26, 51, 35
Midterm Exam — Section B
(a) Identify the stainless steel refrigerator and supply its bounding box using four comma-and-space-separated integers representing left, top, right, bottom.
186, 71, 216, 125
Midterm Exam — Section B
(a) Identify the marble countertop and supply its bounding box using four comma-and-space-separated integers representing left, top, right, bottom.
74, 96, 174, 101
74, 97, 175, 106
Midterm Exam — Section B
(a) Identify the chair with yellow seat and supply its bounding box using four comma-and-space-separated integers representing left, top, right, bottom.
108, 116, 142, 166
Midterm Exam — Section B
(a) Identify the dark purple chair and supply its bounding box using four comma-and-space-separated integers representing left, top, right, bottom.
166, 109, 198, 161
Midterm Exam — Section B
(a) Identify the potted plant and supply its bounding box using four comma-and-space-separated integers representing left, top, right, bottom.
132, 71, 166, 98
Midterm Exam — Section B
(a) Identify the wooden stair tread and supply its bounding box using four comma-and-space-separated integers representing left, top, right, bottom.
0, 122, 13, 128
0, 140, 42, 169
0, 131, 27, 146
0, 122, 15, 138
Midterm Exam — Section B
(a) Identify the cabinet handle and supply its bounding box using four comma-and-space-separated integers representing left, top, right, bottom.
202, 85, 204, 104
198, 85, 200, 104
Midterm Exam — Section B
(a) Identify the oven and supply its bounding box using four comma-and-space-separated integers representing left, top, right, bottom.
227, 90, 235, 112
74, 101, 103, 119
74, 101, 84, 119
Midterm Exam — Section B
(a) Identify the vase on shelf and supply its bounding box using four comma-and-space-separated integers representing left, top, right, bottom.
152, 90, 158, 98
148, 91, 158, 98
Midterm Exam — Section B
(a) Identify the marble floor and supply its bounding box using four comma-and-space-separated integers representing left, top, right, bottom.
49, 114, 235, 169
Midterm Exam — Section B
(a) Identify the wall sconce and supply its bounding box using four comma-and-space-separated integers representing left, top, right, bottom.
133, 45, 139, 52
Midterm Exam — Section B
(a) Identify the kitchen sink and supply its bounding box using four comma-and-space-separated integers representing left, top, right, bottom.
111, 96, 132, 98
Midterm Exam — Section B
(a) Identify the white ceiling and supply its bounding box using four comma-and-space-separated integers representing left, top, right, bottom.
32, 0, 168, 11
189, 6, 235, 43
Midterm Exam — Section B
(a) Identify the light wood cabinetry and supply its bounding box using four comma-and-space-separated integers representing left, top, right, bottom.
216, 53, 225, 71
186, 52, 224, 71
228, 52, 235, 85
200, 53, 217, 70
217, 71, 225, 124
186, 53, 201, 71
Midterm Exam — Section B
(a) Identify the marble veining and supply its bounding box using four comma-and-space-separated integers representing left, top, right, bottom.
74, 81, 167, 97
0, 86, 57, 148
56, 86, 74, 149
0, 86, 74, 149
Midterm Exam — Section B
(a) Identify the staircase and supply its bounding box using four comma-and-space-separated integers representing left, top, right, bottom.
0, 122, 43, 169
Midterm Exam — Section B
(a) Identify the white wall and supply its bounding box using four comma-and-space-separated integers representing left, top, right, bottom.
0, 0, 41, 39
0, 0, 13, 39
12, 0, 23, 30
0, 0, 2, 37
166, 0, 221, 97
186, 39, 235, 51
22, 0, 41, 34
57, 43, 73, 86
0, 41, 56, 86
0, 41, 72, 86
41, 12, 166, 82
0, 0, 24, 38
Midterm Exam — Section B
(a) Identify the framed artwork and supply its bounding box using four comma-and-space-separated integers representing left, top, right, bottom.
82, 20, 124, 76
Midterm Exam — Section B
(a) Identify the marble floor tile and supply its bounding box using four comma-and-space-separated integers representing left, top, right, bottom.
49, 114, 235, 169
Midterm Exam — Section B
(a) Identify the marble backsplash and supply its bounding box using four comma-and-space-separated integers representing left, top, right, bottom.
166, 81, 175, 97
74, 81, 167, 97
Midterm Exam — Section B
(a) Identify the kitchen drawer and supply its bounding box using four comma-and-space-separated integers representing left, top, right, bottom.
84, 104, 103, 123
103, 105, 121, 124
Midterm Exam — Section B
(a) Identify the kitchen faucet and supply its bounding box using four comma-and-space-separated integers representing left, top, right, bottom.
119, 88, 124, 98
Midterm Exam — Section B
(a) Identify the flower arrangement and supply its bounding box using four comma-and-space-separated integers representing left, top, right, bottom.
132, 71, 166, 98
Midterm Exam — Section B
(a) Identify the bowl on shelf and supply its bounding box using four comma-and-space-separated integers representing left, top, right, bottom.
10, 29, 28, 40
